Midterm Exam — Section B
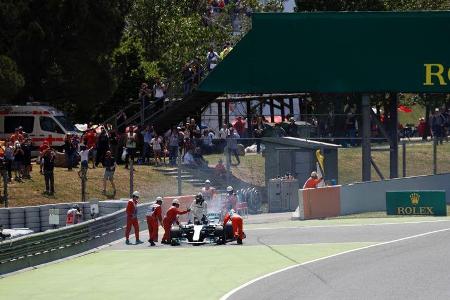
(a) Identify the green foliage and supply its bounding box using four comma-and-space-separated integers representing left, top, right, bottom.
295, 0, 385, 11
0, 55, 25, 100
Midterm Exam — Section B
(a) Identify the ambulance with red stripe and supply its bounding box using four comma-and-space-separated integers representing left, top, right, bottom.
0, 103, 79, 153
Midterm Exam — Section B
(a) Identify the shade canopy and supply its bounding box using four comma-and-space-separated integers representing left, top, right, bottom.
199, 12, 450, 94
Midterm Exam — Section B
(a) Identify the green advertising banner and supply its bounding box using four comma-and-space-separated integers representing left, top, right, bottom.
386, 191, 447, 216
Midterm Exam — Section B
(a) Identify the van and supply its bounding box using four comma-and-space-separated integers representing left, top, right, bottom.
0, 103, 79, 152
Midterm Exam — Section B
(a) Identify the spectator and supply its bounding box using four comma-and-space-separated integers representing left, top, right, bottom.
167, 126, 181, 166
142, 125, 153, 164
38, 141, 49, 175
273, 122, 287, 138
109, 129, 119, 163
153, 78, 166, 105
4, 142, 13, 182
345, 111, 357, 147
253, 116, 266, 153
227, 127, 240, 165
151, 134, 163, 166
96, 128, 109, 167
78, 144, 91, 178
84, 128, 97, 168
201, 130, 214, 154
13, 142, 24, 182
183, 149, 196, 166
206, 47, 220, 71
219, 42, 233, 60
42, 148, 56, 195
215, 159, 226, 178
417, 118, 427, 140
22, 138, 32, 179
233, 116, 246, 137
125, 126, 137, 169
430, 108, 445, 144
193, 147, 208, 168
103, 151, 117, 196
64, 134, 75, 171
139, 82, 152, 108
10, 128, 24, 144
286, 117, 298, 137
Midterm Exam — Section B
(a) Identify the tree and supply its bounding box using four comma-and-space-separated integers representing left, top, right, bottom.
0, 55, 25, 100
295, 0, 384, 11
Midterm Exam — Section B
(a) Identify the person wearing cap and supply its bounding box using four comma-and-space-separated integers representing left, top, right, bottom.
223, 209, 245, 245
161, 198, 190, 244
125, 191, 143, 245
190, 193, 208, 225
102, 150, 116, 196
146, 197, 163, 246
66, 204, 83, 226
224, 186, 238, 212
201, 179, 216, 202
214, 159, 226, 178
303, 171, 323, 189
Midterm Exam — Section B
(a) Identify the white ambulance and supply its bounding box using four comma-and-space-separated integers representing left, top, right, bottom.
0, 103, 79, 151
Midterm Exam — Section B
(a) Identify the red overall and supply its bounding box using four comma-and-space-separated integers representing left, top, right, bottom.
162, 206, 189, 241
146, 203, 162, 242
223, 212, 244, 240
125, 199, 139, 240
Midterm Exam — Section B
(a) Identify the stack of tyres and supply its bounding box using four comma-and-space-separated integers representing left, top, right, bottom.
25, 206, 41, 232
82, 202, 92, 220
9, 207, 25, 229
55, 203, 71, 228
99, 200, 127, 216
40, 204, 55, 232
0, 208, 9, 229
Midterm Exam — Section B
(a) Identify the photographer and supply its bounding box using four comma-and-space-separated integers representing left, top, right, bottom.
42, 148, 56, 195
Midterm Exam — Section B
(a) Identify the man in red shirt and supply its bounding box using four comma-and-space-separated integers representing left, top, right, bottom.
161, 199, 190, 244
146, 196, 163, 246
223, 209, 245, 245
303, 171, 323, 189
233, 116, 246, 137
84, 129, 97, 168
125, 191, 143, 245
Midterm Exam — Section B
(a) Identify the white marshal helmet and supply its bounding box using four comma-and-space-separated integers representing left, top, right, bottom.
205, 179, 211, 184
132, 191, 140, 198
311, 171, 318, 177
226, 186, 233, 192
155, 196, 163, 202
172, 199, 180, 205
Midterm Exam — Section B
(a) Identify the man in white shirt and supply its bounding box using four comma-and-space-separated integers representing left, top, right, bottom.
153, 78, 166, 104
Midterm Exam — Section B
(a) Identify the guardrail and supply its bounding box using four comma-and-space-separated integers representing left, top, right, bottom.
0, 203, 150, 275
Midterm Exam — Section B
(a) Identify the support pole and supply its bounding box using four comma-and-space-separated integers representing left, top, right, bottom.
402, 142, 406, 177
3, 170, 8, 207
218, 101, 222, 128
225, 99, 230, 125
362, 94, 371, 182
289, 98, 294, 117
433, 136, 437, 175
177, 153, 182, 196
389, 93, 399, 179
280, 99, 286, 121
270, 99, 275, 123
129, 158, 134, 198
246, 100, 252, 134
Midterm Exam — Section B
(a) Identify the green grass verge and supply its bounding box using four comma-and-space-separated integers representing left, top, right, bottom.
0, 243, 371, 300
246, 216, 450, 230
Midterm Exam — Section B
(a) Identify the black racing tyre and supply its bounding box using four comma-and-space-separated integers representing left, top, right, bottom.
170, 226, 181, 239
214, 225, 224, 237
225, 223, 233, 240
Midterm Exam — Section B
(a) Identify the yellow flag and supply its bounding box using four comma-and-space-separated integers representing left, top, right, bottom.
316, 149, 324, 173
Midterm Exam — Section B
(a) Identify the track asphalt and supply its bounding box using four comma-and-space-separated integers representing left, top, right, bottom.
2, 217, 450, 300
226, 221, 450, 300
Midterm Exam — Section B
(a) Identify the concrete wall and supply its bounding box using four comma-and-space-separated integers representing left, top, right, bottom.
0, 200, 128, 232
340, 173, 450, 215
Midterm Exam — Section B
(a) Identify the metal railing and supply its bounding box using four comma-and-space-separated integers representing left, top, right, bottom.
0, 203, 149, 275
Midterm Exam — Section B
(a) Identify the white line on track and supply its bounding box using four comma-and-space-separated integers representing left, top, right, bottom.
246, 219, 450, 231
220, 226, 450, 300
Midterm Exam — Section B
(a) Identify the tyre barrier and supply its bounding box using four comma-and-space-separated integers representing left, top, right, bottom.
0, 208, 10, 229
0, 202, 150, 275
9, 207, 25, 229
25, 207, 41, 233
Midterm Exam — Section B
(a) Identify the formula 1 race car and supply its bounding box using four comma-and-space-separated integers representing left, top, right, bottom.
170, 212, 234, 246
